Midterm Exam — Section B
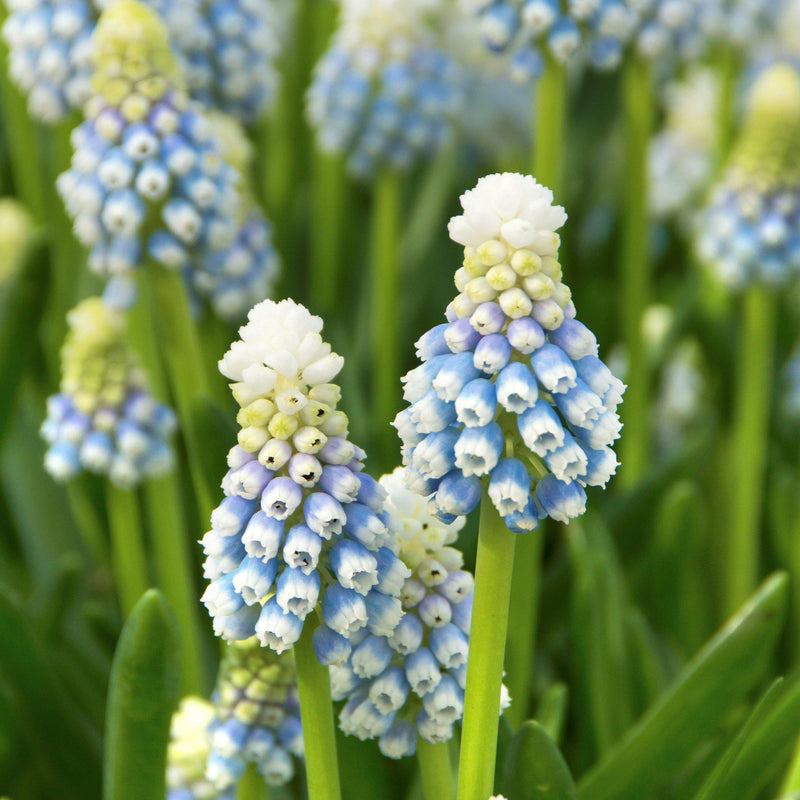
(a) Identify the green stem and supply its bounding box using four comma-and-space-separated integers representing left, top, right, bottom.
456, 493, 517, 800
0, 7, 46, 222
715, 46, 740, 170
505, 528, 544, 728
237, 763, 268, 800
310, 151, 348, 313
723, 286, 776, 615
143, 266, 215, 520
618, 56, 654, 489
106, 484, 149, 616
294, 616, 342, 800
781, 736, 800, 795
66, 479, 109, 564
533, 55, 568, 194
370, 168, 402, 448
144, 476, 204, 695
417, 739, 454, 800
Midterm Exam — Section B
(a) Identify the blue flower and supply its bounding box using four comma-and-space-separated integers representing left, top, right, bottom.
206, 638, 304, 792
57, 2, 245, 299
307, 0, 463, 178
696, 63, 800, 289
202, 299, 407, 656
2, 0, 95, 122
396, 173, 623, 528
145, 0, 284, 122
40, 298, 176, 487
327, 469, 510, 757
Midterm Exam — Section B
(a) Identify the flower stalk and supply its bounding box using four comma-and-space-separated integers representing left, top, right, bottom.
417, 739, 454, 800
295, 616, 342, 800
457, 492, 517, 800
371, 168, 403, 440
106, 483, 148, 615
723, 286, 776, 614
618, 56, 654, 488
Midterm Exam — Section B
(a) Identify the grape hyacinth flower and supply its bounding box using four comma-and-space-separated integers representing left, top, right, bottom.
395, 173, 624, 529
202, 299, 406, 655
696, 63, 800, 288
56, 0, 241, 286
195, 112, 280, 320
206, 638, 304, 792
40, 297, 176, 487
649, 67, 719, 221
307, 0, 463, 177
166, 697, 225, 800
327, 468, 511, 757
144, 0, 284, 123
2, 0, 95, 122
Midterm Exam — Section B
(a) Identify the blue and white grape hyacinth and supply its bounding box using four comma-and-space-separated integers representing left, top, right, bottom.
395, 172, 625, 530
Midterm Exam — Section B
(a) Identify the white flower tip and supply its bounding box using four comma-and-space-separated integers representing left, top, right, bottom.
448, 173, 567, 249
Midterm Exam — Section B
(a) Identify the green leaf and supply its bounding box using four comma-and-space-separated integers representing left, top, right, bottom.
500, 721, 577, 800
712, 672, 800, 800
104, 589, 181, 800
190, 392, 237, 508
0, 584, 101, 796
577, 572, 788, 800
535, 683, 568, 746
692, 678, 784, 800
567, 519, 635, 758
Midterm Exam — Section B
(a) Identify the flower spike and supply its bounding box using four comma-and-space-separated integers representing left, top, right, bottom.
396, 172, 624, 528
697, 62, 800, 288
329, 468, 509, 757
40, 297, 176, 487
202, 299, 405, 655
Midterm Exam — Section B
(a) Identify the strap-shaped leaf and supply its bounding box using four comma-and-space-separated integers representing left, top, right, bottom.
103, 590, 180, 800
500, 721, 577, 800
577, 573, 788, 800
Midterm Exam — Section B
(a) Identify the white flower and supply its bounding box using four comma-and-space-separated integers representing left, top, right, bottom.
219, 299, 344, 396
448, 173, 568, 250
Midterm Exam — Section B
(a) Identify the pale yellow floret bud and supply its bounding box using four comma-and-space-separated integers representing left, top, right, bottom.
552, 282, 572, 307
308, 383, 342, 407
320, 410, 349, 437
267, 412, 299, 440
293, 426, 328, 454
236, 398, 276, 428
451, 293, 477, 317
436, 546, 464, 571
477, 239, 507, 266
275, 389, 308, 416
238, 425, 270, 452
509, 249, 542, 276
299, 401, 332, 427
463, 251, 489, 278
540, 256, 562, 280
485, 262, 517, 291
523, 273, 554, 300
465, 277, 497, 303
454, 267, 470, 292
498, 287, 533, 318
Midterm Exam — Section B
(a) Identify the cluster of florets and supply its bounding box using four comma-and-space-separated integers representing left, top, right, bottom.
306, 0, 462, 177
472, 0, 640, 75
202, 299, 408, 657
166, 697, 226, 800
144, 0, 283, 123
472, 0, 725, 75
40, 298, 176, 487
649, 67, 718, 220
206, 639, 303, 791
56, 0, 242, 286
2, 0, 95, 122
320, 469, 481, 757
189, 112, 279, 321
704, 0, 784, 50
395, 173, 625, 529
696, 63, 800, 288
